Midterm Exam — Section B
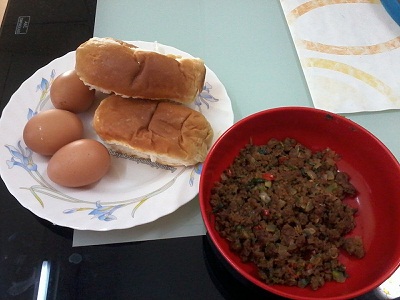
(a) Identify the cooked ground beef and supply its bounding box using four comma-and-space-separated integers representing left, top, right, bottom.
210, 138, 365, 290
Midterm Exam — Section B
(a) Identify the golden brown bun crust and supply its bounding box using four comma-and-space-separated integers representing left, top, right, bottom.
92, 95, 214, 166
75, 37, 206, 104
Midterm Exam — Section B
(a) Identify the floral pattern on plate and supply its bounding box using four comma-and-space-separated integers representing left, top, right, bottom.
0, 41, 234, 231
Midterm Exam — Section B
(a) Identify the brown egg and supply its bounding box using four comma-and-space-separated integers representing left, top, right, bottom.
50, 70, 95, 113
23, 109, 83, 156
47, 139, 111, 187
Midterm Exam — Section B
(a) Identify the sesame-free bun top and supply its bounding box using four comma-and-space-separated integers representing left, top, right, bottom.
75, 37, 206, 104
92, 95, 214, 166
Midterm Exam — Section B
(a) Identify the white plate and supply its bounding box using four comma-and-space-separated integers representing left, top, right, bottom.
0, 41, 234, 231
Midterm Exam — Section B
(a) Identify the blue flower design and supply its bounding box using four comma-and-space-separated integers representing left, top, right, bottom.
5, 141, 37, 172
195, 82, 219, 111
195, 164, 202, 175
33, 69, 56, 115
189, 163, 202, 187
3, 68, 192, 223
88, 201, 124, 221
36, 77, 50, 93
36, 70, 55, 94
27, 108, 37, 120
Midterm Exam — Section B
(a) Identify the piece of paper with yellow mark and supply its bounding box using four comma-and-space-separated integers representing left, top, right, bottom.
280, 0, 400, 113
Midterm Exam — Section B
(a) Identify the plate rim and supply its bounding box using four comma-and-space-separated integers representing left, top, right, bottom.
0, 40, 234, 231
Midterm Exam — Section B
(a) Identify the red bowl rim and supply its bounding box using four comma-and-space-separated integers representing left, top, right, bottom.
199, 106, 400, 300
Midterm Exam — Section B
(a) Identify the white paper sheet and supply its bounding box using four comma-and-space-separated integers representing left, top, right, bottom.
73, 197, 206, 247
280, 0, 400, 113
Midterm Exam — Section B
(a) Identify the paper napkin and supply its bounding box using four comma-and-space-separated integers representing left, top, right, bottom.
280, 0, 400, 113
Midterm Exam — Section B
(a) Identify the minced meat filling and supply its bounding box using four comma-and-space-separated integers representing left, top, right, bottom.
210, 138, 365, 290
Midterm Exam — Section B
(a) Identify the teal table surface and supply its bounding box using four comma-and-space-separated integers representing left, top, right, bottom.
0, 2, 395, 298
94, 0, 399, 160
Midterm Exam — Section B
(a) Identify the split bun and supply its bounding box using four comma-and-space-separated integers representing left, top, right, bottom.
75, 37, 206, 104
93, 95, 214, 166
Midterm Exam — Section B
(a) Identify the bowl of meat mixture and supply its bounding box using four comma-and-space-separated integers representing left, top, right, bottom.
199, 106, 400, 300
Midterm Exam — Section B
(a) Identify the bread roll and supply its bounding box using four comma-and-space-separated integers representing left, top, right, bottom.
93, 95, 214, 166
75, 37, 206, 104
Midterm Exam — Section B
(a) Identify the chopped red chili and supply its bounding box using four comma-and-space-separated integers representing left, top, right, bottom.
262, 209, 270, 216
278, 156, 288, 164
262, 173, 275, 181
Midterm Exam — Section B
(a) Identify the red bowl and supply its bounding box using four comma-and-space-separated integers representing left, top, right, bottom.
199, 107, 400, 299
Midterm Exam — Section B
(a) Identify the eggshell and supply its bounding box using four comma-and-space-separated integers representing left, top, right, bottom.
47, 139, 111, 187
23, 109, 84, 156
50, 70, 95, 113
